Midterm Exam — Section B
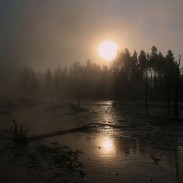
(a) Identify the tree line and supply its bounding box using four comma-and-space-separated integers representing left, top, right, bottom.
18, 46, 183, 114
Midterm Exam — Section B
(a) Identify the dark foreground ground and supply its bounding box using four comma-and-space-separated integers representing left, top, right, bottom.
0, 99, 183, 183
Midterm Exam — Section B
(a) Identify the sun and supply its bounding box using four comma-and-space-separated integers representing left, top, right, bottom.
98, 40, 118, 61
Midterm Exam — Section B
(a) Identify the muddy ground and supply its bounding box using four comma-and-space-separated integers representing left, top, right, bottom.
0, 99, 183, 183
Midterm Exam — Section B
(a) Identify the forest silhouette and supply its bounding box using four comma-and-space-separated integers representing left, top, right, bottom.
18, 46, 183, 117
0, 46, 183, 183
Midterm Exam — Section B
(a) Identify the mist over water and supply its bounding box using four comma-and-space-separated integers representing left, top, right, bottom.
0, 0, 183, 182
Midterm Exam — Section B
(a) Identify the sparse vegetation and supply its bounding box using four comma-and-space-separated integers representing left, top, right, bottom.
8, 119, 28, 145
0, 141, 85, 182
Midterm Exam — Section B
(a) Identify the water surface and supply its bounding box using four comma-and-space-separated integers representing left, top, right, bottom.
0, 100, 183, 182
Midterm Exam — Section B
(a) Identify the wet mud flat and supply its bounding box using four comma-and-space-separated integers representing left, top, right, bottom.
0, 99, 183, 182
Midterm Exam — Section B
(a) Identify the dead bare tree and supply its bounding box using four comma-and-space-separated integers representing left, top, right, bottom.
167, 60, 172, 115
174, 55, 181, 120
145, 63, 148, 116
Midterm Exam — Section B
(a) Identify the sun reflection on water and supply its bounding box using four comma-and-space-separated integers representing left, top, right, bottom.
103, 138, 113, 150
100, 137, 115, 154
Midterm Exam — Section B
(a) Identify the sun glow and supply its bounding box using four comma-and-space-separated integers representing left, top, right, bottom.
98, 40, 118, 61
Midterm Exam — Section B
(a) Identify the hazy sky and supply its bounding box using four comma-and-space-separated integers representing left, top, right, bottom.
0, 0, 183, 70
